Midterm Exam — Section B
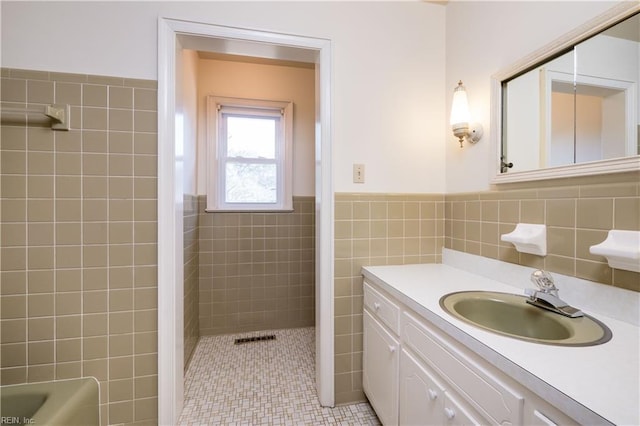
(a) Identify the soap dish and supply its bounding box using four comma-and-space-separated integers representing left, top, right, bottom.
589, 230, 640, 273
501, 223, 547, 256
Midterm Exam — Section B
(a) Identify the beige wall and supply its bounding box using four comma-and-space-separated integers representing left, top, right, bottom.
181, 43, 200, 371
0, 68, 158, 425
195, 55, 316, 196
198, 196, 315, 335
180, 48, 199, 196
2, 1, 447, 193
333, 193, 445, 404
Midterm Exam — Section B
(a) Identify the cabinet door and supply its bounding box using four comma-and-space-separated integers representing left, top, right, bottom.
443, 392, 485, 426
399, 349, 445, 426
402, 311, 523, 424
363, 310, 399, 425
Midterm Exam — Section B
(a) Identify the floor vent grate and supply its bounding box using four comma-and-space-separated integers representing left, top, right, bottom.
234, 335, 276, 345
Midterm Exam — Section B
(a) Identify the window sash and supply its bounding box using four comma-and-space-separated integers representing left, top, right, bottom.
220, 112, 281, 161
224, 162, 278, 204
206, 96, 293, 212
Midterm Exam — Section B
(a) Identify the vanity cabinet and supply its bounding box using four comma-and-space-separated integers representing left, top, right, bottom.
363, 278, 582, 426
363, 283, 400, 425
363, 310, 399, 425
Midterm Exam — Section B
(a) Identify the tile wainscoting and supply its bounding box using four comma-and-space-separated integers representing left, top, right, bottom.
333, 193, 445, 404
445, 179, 640, 292
3, 69, 638, 417
183, 194, 199, 370
197, 195, 316, 336
334, 180, 639, 404
1, 68, 158, 425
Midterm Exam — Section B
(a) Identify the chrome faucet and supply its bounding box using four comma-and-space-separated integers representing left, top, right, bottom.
525, 270, 584, 318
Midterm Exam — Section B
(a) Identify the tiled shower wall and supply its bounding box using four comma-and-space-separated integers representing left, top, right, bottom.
444, 179, 640, 292
197, 195, 315, 335
183, 194, 199, 368
333, 193, 445, 404
0, 68, 158, 426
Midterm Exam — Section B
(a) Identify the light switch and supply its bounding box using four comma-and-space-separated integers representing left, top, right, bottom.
353, 164, 365, 183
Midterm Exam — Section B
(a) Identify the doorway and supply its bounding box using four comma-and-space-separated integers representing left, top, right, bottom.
157, 18, 334, 425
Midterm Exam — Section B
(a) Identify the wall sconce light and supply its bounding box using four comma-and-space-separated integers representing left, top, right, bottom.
450, 80, 483, 148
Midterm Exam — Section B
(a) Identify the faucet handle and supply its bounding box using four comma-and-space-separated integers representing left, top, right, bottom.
530, 269, 556, 293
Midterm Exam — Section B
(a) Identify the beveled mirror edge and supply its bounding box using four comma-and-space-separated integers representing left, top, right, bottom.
490, 2, 640, 185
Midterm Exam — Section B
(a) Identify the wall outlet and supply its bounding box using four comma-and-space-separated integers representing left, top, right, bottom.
353, 164, 365, 183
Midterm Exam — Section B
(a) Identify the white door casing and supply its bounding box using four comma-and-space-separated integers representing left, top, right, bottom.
157, 18, 334, 425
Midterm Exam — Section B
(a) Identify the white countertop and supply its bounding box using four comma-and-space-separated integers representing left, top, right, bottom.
362, 261, 640, 425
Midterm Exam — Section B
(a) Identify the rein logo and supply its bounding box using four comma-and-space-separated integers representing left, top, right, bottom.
1, 417, 35, 425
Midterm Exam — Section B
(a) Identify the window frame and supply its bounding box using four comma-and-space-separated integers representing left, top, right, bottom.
206, 96, 293, 212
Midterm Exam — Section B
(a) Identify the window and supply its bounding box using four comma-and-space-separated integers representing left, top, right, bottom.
206, 96, 293, 211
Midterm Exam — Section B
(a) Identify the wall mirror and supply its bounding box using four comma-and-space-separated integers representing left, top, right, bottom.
493, 3, 640, 183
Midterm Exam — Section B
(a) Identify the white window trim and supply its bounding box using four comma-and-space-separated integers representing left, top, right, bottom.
206, 96, 293, 212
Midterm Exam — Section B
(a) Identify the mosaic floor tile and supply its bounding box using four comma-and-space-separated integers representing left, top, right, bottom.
178, 327, 380, 425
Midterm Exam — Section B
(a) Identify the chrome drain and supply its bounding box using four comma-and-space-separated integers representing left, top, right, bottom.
234, 334, 276, 345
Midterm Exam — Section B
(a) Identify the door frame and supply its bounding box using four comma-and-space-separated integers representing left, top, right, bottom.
157, 18, 334, 425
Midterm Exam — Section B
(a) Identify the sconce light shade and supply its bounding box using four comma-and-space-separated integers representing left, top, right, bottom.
450, 81, 470, 127
450, 80, 482, 148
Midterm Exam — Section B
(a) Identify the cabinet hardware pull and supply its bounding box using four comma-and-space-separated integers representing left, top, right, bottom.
428, 389, 438, 400
445, 408, 456, 420
388, 345, 396, 353
374, 302, 381, 310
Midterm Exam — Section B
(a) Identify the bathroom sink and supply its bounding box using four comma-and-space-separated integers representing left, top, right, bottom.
439, 291, 612, 346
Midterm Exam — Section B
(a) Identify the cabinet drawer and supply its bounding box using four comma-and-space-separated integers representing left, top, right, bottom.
364, 281, 400, 334
402, 311, 523, 425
